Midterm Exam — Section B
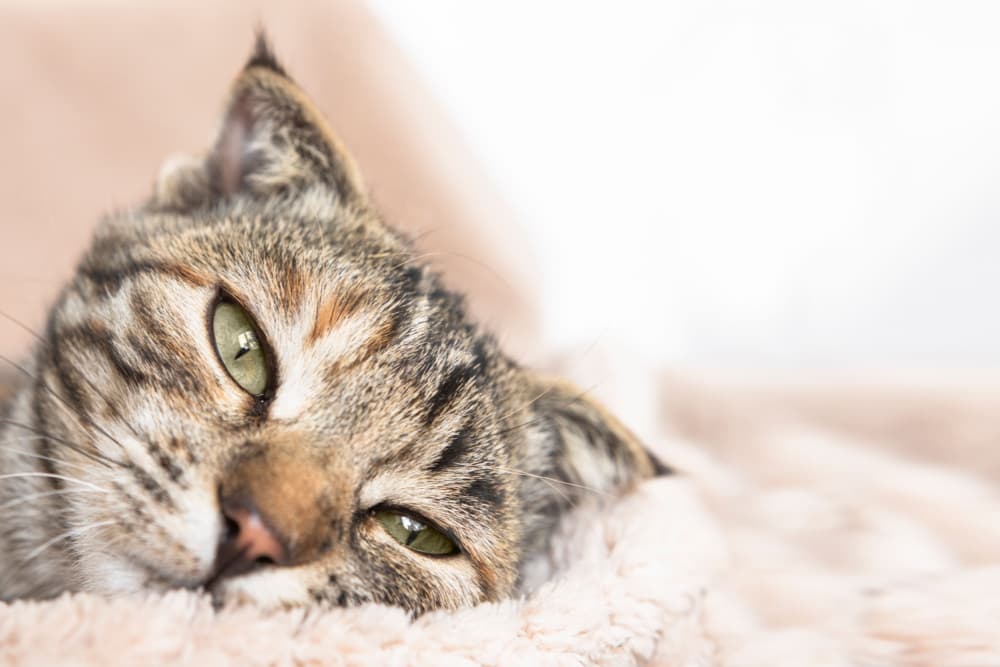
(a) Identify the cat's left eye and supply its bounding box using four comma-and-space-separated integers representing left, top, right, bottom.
212, 300, 270, 396
375, 510, 458, 556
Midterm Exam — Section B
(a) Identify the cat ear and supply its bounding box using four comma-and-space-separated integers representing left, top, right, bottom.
526, 375, 671, 501
151, 33, 366, 211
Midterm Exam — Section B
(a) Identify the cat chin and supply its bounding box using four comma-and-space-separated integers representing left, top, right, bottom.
74, 547, 207, 598
76, 554, 310, 610
72, 512, 314, 607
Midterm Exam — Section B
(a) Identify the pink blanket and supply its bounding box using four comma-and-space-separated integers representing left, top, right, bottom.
2, 377, 998, 666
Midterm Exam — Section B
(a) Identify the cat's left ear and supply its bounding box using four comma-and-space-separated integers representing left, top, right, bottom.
151, 34, 366, 211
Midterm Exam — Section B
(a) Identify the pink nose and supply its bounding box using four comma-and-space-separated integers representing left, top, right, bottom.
220, 502, 287, 567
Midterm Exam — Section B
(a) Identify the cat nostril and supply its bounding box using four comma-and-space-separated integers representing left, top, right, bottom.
224, 516, 240, 542
214, 499, 289, 580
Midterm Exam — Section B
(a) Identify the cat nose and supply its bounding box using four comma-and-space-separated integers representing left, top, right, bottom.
213, 499, 289, 579
213, 441, 335, 583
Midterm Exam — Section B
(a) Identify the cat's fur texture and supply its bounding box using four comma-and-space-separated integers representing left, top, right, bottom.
0, 36, 664, 614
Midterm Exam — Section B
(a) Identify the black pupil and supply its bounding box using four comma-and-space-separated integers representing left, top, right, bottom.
233, 330, 256, 359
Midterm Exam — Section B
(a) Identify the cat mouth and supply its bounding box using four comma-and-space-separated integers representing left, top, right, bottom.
202, 544, 274, 593
123, 554, 262, 609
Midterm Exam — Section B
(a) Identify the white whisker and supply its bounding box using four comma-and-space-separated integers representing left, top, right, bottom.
20, 520, 116, 563
495, 387, 555, 425
496, 466, 610, 498
0, 443, 98, 474
0, 487, 107, 512
0, 472, 109, 494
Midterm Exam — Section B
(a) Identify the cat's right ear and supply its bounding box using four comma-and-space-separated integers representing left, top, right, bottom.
524, 374, 671, 501
150, 33, 366, 212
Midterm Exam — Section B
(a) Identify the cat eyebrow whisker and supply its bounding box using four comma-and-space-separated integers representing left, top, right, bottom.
0, 472, 111, 494
494, 466, 610, 499
366, 228, 439, 261
407, 227, 442, 246
385, 250, 516, 299
0, 309, 44, 340
494, 383, 599, 434
494, 386, 557, 426
16, 519, 117, 567
387, 250, 447, 273
493, 416, 550, 438
502, 466, 574, 507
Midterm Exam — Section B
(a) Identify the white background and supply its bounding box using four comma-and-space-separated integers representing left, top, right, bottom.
369, 1, 1000, 373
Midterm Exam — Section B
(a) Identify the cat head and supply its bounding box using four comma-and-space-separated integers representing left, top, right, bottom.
37, 36, 666, 613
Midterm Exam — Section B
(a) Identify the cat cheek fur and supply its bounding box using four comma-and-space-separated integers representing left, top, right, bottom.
0, 34, 666, 612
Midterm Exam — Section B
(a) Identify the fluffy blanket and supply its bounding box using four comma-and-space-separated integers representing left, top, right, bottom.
2, 379, 998, 666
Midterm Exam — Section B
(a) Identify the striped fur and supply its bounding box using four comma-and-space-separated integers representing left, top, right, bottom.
0, 36, 666, 614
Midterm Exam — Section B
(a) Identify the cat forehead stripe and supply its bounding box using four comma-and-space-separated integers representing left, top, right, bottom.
427, 425, 473, 474
309, 290, 368, 344
79, 260, 213, 296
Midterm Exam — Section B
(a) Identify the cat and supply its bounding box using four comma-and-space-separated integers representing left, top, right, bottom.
0, 35, 668, 615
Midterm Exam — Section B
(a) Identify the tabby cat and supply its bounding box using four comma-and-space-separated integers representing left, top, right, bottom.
0, 37, 666, 614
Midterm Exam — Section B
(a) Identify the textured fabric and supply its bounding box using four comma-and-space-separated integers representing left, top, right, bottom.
1, 379, 999, 666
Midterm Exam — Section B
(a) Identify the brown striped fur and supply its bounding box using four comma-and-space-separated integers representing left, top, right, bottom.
0, 35, 667, 614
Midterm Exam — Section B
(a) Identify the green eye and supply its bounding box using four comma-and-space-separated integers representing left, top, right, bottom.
212, 300, 269, 396
375, 510, 458, 556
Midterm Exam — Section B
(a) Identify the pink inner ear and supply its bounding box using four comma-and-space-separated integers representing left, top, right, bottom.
217, 95, 254, 196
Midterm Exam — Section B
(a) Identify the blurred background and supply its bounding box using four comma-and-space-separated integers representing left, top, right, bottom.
2, 0, 1000, 382
369, 1, 1000, 374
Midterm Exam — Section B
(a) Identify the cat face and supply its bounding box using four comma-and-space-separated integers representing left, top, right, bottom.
26, 37, 663, 613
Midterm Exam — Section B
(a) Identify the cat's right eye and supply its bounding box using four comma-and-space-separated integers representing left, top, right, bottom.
212, 300, 270, 396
